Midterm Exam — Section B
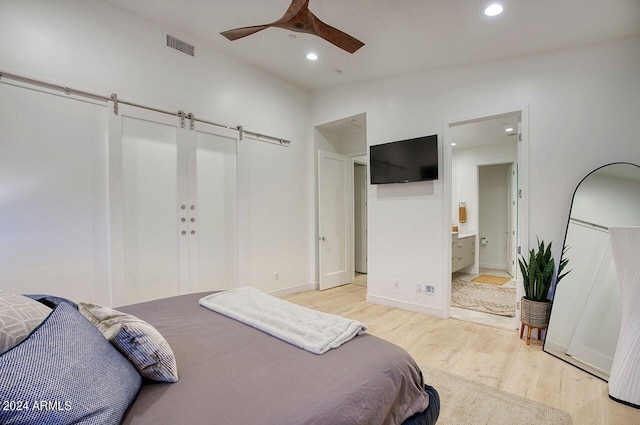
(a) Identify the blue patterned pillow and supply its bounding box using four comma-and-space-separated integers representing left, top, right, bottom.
0, 303, 141, 425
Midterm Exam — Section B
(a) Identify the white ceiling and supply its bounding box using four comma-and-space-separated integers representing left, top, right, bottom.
105, 0, 640, 90
317, 113, 366, 135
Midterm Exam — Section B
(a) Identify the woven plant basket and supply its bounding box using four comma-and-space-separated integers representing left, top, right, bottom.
520, 297, 552, 328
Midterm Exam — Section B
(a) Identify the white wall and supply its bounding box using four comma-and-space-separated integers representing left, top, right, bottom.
314, 128, 366, 157
311, 37, 640, 317
0, 0, 313, 302
341, 131, 367, 156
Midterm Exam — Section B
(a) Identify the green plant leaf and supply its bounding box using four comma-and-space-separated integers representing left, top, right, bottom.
518, 237, 558, 301
557, 245, 572, 283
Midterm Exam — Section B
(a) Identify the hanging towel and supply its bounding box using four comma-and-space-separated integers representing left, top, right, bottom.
459, 202, 467, 223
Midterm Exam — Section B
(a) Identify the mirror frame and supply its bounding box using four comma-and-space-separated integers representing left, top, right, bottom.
543, 161, 640, 379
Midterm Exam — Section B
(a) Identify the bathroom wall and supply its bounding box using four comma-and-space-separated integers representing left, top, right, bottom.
452, 142, 517, 235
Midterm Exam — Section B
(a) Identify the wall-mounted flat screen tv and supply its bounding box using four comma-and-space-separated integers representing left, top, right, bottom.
369, 134, 438, 184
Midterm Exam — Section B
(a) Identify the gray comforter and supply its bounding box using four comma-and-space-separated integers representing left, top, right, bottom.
119, 292, 431, 425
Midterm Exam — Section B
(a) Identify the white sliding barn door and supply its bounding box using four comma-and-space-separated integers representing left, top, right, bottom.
190, 124, 238, 292
110, 105, 238, 306
110, 107, 184, 305
318, 150, 353, 290
0, 82, 110, 305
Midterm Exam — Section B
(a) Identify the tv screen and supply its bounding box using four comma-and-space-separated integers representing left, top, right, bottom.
369, 135, 438, 184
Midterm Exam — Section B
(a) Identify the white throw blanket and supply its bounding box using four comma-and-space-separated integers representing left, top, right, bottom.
199, 287, 367, 354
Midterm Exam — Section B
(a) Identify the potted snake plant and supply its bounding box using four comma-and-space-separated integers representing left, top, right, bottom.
518, 239, 570, 339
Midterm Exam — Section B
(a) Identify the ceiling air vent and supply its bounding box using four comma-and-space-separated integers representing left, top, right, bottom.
166, 34, 195, 57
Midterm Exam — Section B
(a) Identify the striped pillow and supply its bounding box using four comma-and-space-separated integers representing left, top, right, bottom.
79, 302, 179, 383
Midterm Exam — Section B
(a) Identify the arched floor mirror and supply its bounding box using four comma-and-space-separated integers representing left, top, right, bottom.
544, 162, 640, 381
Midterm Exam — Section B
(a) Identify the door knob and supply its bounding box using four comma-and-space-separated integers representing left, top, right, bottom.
181, 205, 186, 210
320, 236, 330, 241
181, 230, 187, 235
181, 217, 186, 222
191, 230, 196, 235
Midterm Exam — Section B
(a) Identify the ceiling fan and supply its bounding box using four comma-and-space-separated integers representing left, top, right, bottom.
220, 0, 365, 54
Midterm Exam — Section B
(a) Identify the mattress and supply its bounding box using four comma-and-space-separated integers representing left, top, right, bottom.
119, 292, 439, 425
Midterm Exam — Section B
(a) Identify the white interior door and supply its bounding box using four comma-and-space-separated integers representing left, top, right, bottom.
354, 163, 368, 273
318, 150, 353, 290
508, 162, 518, 277
189, 124, 239, 292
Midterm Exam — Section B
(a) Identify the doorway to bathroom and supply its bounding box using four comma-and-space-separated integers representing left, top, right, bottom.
448, 111, 521, 330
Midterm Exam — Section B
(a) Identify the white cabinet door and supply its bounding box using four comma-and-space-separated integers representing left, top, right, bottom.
110, 106, 238, 306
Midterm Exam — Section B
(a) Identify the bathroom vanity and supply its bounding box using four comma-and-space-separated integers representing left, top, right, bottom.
452, 233, 476, 273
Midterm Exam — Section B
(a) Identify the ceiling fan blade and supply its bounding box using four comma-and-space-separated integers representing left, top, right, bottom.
221, 0, 308, 41
308, 12, 364, 54
277, 0, 310, 24
221, 24, 271, 41
220, 1, 365, 55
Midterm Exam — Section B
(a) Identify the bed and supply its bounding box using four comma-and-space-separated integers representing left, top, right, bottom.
0, 290, 439, 425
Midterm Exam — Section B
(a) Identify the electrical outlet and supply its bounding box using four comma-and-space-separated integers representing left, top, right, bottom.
416, 283, 422, 293
425, 284, 435, 295
393, 280, 400, 289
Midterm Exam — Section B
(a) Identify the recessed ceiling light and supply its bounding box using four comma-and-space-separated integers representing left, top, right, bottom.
451, 142, 457, 146
484, 3, 503, 16
505, 127, 514, 132
306, 52, 318, 61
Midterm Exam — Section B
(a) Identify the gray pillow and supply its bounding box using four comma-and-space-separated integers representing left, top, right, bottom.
0, 289, 51, 354
79, 302, 179, 383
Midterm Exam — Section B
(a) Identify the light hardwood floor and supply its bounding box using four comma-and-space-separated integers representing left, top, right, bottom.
284, 284, 640, 425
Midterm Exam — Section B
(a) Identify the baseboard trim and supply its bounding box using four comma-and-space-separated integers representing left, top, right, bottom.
366, 294, 444, 318
269, 282, 316, 297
